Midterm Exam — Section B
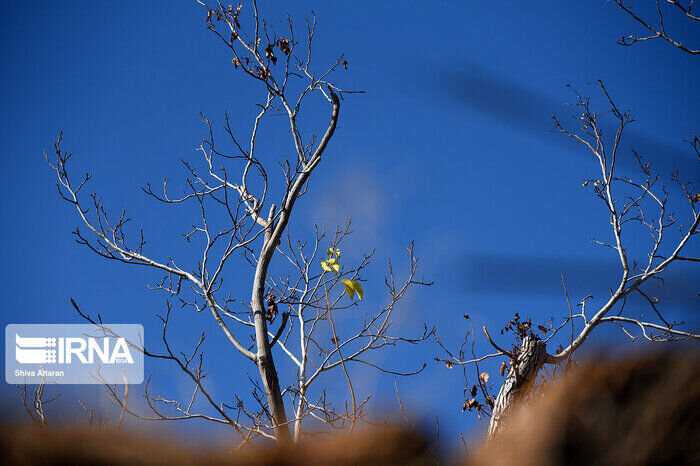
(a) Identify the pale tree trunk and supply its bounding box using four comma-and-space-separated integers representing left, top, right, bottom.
293, 381, 306, 441
293, 340, 308, 442
487, 336, 547, 439
255, 350, 290, 443
251, 90, 340, 445
251, 205, 292, 444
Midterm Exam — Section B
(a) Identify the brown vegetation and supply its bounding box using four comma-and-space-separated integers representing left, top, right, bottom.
2, 351, 697, 465
470, 351, 700, 466
0, 425, 431, 466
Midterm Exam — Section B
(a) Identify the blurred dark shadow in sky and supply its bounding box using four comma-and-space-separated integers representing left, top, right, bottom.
455, 252, 699, 312
436, 62, 699, 318
436, 61, 699, 178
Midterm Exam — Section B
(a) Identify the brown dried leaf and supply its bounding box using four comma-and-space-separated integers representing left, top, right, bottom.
279, 38, 291, 55
500, 361, 507, 376
479, 372, 489, 384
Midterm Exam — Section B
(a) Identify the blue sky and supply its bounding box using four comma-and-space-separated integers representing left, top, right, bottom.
1, 0, 698, 453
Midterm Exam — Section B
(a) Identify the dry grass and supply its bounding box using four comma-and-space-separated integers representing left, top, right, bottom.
2, 351, 697, 465
470, 351, 700, 466
0, 425, 432, 466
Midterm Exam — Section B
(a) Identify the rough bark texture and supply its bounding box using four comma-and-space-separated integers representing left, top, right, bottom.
256, 353, 290, 443
487, 335, 547, 439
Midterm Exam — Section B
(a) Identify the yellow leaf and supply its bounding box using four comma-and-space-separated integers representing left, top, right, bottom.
341, 279, 363, 300
321, 261, 332, 272
352, 280, 363, 300
325, 257, 339, 274
341, 279, 355, 298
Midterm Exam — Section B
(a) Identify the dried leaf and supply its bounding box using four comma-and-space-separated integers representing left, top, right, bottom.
445, 360, 453, 369
265, 291, 278, 323
500, 361, 507, 376
465, 398, 479, 411
538, 324, 549, 335
279, 37, 291, 55
265, 43, 277, 65
479, 372, 489, 384
470, 385, 477, 397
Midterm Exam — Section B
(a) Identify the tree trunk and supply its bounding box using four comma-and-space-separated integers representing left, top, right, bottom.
251, 205, 292, 445
487, 335, 547, 439
248, 91, 339, 445
256, 349, 291, 444
251, 290, 291, 444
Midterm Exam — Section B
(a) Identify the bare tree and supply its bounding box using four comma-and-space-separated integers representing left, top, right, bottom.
45, 1, 431, 446
438, 49, 699, 439
16, 376, 62, 427
610, 0, 700, 55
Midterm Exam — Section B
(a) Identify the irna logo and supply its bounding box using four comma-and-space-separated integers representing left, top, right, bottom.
15, 334, 134, 365
6, 324, 144, 385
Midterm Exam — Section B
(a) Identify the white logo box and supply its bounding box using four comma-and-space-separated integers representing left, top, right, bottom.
6, 324, 144, 385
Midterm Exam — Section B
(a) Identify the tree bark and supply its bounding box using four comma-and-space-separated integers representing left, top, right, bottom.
250, 91, 340, 445
251, 205, 292, 444
487, 335, 547, 439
